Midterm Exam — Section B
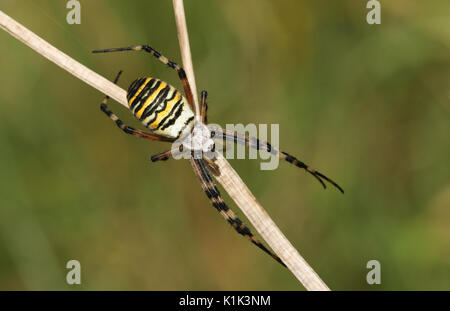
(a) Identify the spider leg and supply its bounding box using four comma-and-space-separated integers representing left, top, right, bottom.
150, 150, 172, 162
150, 145, 185, 162
100, 71, 174, 142
200, 91, 208, 124
190, 156, 286, 267
216, 128, 344, 193
92, 45, 196, 112
202, 154, 221, 177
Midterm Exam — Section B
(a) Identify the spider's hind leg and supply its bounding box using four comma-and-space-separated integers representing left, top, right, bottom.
93, 45, 196, 112
100, 71, 174, 142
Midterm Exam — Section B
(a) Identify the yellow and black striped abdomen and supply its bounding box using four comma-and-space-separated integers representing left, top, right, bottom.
127, 77, 194, 139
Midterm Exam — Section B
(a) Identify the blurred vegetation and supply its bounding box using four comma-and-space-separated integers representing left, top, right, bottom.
0, 0, 449, 290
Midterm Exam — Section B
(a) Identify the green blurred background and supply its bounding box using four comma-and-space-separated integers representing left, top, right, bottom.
0, 0, 449, 290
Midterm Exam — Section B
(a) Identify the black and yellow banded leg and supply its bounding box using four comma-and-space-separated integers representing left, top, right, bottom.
101, 71, 174, 142
150, 150, 173, 162
216, 128, 344, 193
200, 91, 208, 124
150, 145, 186, 162
190, 157, 286, 267
279, 152, 344, 193
101, 104, 174, 142
92, 45, 196, 112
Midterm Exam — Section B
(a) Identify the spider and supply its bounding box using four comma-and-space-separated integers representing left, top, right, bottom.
92, 44, 344, 267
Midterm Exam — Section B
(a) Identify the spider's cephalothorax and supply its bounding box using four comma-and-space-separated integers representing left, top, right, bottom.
126, 77, 194, 139
93, 44, 343, 269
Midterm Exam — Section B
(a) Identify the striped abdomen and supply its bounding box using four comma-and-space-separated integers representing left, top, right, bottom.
127, 77, 194, 139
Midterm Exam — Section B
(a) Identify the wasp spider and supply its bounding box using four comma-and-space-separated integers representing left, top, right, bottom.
93, 44, 343, 267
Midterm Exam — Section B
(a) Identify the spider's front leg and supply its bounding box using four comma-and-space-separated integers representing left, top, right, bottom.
215, 128, 344, 193
190, 156, 286, 267
150, 144, 186, 163
200, 90, 208, 124
150, 150, 173, 162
